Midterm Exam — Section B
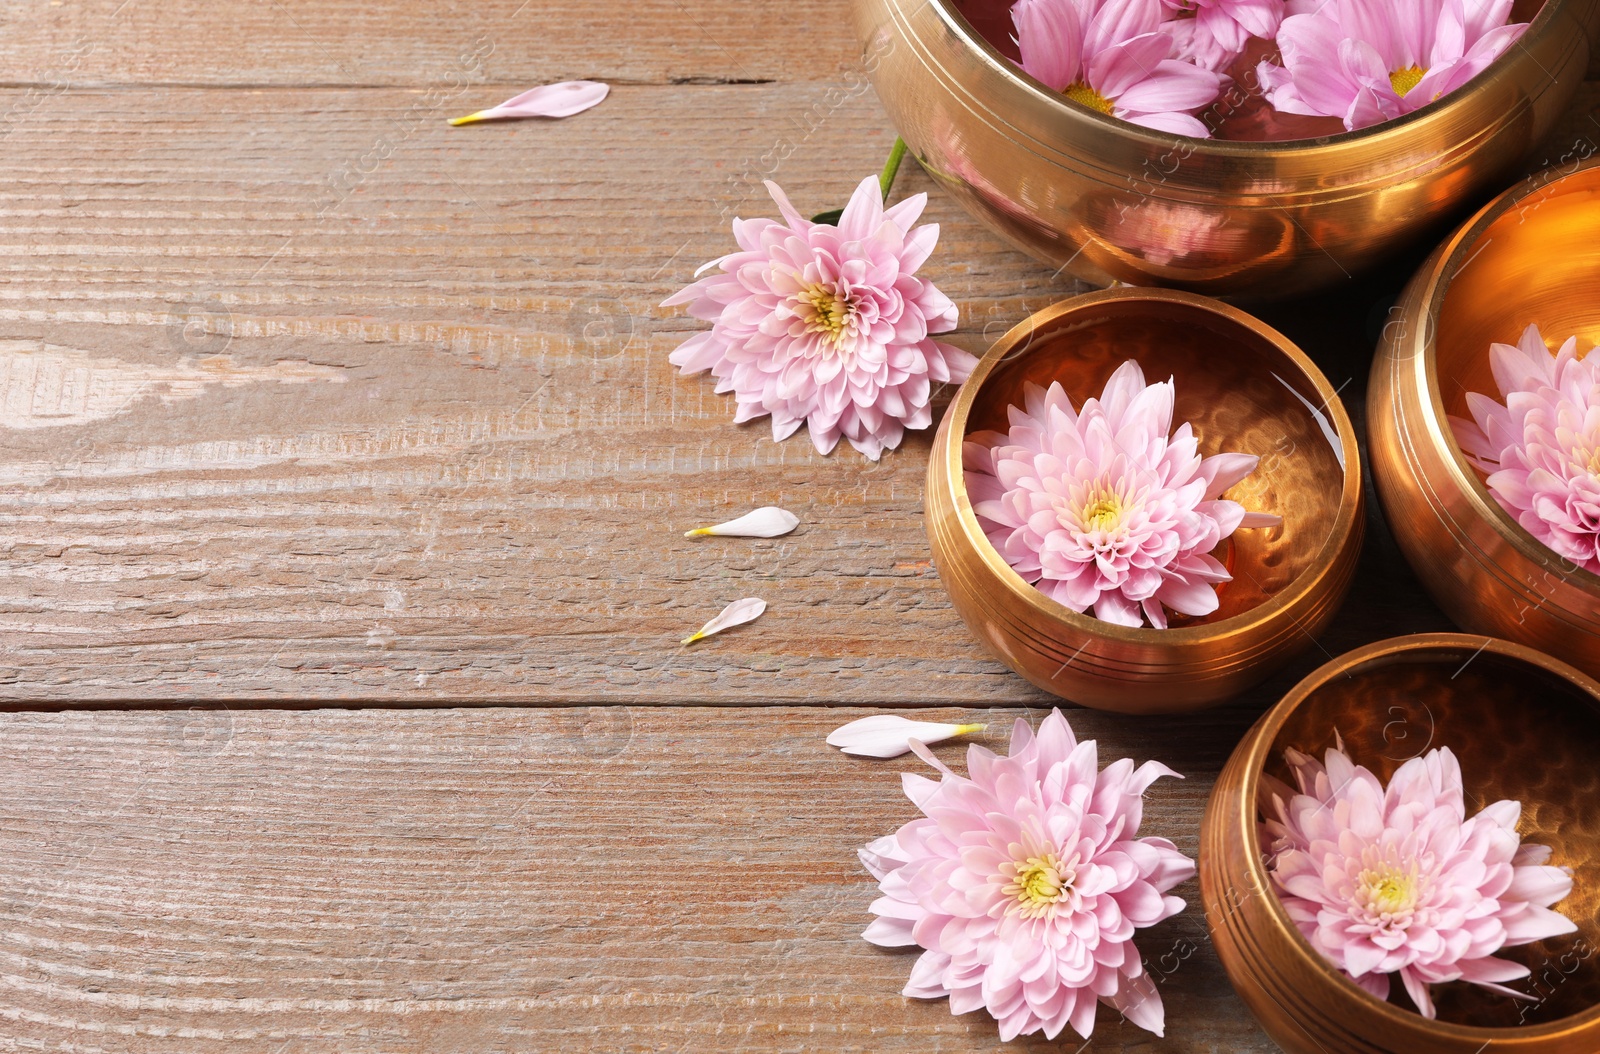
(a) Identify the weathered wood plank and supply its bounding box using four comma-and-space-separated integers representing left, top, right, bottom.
3, 0, 1598, 90
0, 0, 865, 88
0, 76, 1564, 703
0, 704, 1278, 1052
0, 81, 1080, 704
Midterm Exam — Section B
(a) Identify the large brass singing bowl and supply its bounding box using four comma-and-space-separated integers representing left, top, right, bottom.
1203, 634, 1600, 1053
849, 0, 1600, 299
925, 288, 1362, 712
1368, 159, 1600, 679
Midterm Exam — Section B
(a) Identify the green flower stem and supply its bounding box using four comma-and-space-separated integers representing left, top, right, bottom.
878, 136, 908, 201
811, 136, 910, 225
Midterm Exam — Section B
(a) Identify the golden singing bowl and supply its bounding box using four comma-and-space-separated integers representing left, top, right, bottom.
1367, 159, 1600, 680
1202, 633, 1600, 1053
925, 288, 1363, 712
849, 0, 1600, 300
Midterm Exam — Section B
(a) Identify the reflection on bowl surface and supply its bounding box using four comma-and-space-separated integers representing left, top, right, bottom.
851, 0, 1598, 297
1369, 158, 1600, 679
1204, 634, 1600, 1053
926, 288, 1362, 712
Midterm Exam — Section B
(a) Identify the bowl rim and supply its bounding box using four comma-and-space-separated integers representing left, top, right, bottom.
1227, 632, 1600, 1036
1406, 156, 1600, 594
940, 286, 1361, 646
922, 0, 1565, 153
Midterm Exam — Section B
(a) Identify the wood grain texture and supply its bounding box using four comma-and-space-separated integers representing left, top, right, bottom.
0, 66, 1516, 705
0, 704, 1282, 1052
0, 0, 858, 88
0, 78, 1086, 704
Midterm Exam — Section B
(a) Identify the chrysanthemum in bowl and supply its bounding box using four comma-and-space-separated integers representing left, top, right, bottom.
1451, 323, 1600, 575
962, 359, 1279, 628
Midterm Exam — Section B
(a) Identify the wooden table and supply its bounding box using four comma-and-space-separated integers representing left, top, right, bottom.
0, 2, 1594, 1050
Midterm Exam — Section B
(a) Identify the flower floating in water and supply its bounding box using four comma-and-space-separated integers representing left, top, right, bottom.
1260, 735, 1577, 1018
963, 360, 1280, 628
662, 176, 976, 460
1257, 0, 1527, 131
1451, 324, 1600, 575
448, 81, 610, 125
827, 715, 986, 758
1012, 0, 1224, 137
860, 709, 1194, 1041
1158, 0, 1285, 72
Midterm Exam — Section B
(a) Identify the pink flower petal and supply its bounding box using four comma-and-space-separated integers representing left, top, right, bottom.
661, 174, 971, 459
1261, 735, 1580, 1018
1014, 0, 1083, 90
449, 80, 609, 125
856, 709, 1191, 1041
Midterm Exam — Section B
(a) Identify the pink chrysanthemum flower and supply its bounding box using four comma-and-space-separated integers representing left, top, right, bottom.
1012, 0, 1224, 137
662, 176, 977, 460
1451, 324, 1600, 575
860, 709, 1195, 1041
1159, 0, 1285, 72
962, 360, 1280, 628
1257, 0, 1527, 131
1261, 736, 1577, 1018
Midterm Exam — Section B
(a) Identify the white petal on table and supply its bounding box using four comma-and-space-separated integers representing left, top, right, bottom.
449, 81, 610, 125
681, 597, 766, 645
826, 715, 986, 758
684, 507, 799, 538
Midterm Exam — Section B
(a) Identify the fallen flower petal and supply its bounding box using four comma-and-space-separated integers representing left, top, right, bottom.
682, 597, 766, 644
684, 506, 799, 538
449, 81, 610, 125
826, 715, 986, 758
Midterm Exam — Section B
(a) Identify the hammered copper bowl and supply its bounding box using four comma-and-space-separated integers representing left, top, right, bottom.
1368, 159, 1600, 680
849, 0, 1600, 299
1202, 634, 1600, 1053
925, 288, 1362, 713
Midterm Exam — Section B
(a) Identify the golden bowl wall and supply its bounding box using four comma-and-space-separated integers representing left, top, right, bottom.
1367, 159, 1600, 679
849, 0, 1600, 300
1202, 634, 1600, 1053
925, 288, 1362, 713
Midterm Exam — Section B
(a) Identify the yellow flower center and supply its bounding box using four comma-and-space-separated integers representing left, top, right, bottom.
1063, 80, 1114, 116
799, 284, 853, 347
1083, 495, 1122, 531
1587, 444, 1600, 479
1359, 864, 1420, 923
1004, 852, 1074, 919
1389, 65, 1426, 97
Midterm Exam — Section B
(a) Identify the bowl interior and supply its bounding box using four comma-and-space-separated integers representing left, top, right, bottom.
1432, 164, 1600, 586
943, 0, 1550, 143
1264, 646, 1600, 1027
963, 297, 1347, 626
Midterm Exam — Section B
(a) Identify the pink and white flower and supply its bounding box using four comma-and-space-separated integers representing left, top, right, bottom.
860, 709, 1195, 1041
1159, 0, 1285, 72
1261, 737, 1577, 1018
1013, 0, 1224, 137
662, 176, 977, 460
962, 360, 1280, 628
1256, 0, 1527, 131
1451, 324, 1600, 575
